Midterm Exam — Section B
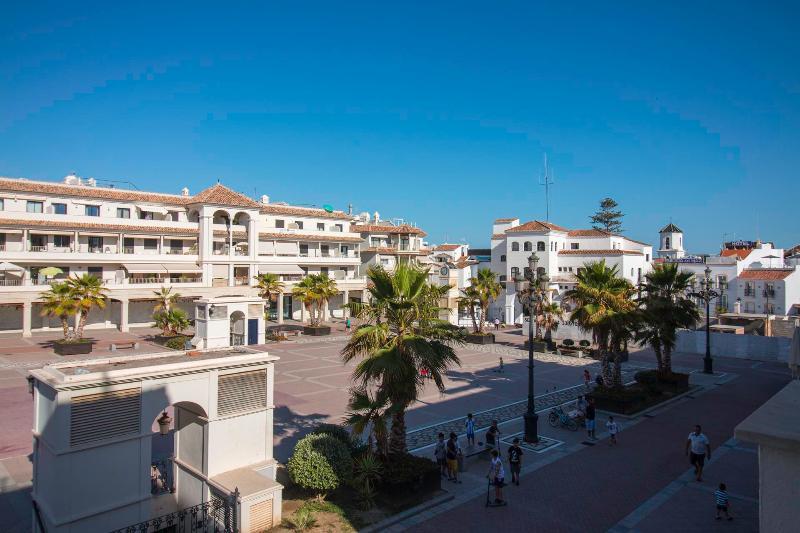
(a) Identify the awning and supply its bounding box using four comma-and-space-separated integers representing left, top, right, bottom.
0, 262, 24, 273
164, 263, 203, 274
123, 263, 168, 274
258, 264, 304, 275
138, 205, 169, 215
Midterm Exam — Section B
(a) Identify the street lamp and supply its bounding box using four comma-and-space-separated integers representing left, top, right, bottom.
515, 252, 549, 443
687, 266, 719, 374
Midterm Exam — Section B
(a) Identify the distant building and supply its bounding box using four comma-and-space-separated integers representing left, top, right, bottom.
658, 222, 685, 259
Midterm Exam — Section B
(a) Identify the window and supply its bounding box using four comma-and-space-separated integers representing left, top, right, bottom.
143, 239, 158, 251
117, 208, 131, 219
170, 240, 182, 253
140, 210, 153, 220
558, 267, 563, 272
27, 201, 43, 213
511, 242, 520, 251
321, 244, 330, 256
523, 241, 532, 251
499, 275, 507, 282
85, 205, 100, 217
568, 267, 573, 272
52, 203, 67, 215
380, 258, 390, 266
665, 237, 671, 249
0, 199, 4, 210
321, 267, 329, 276
500, 254, 506, 262
299, 244, 309, 256
637, 268, 642, 280
317, 223, 325, 231
275, 219, 285, 229
295, 221, 304, 229
537, 241, 545, 251
167, 211, 180, 221
54, 235, 70, 248
370, 237, 381, 247
88, 236, 103, 252
524, 267, 532, 278
340, 245, 349, 256
334, 224, 343, 232
511, 267, 520, 279
124, 237, 134, 253
88, 267, 103, 279
645, 254, 650, 262
571, 243, 579, 250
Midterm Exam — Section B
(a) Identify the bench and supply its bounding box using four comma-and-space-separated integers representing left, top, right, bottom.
110, 341, 139, 352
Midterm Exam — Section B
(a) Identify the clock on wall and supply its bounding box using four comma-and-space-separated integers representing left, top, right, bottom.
439, 266, 449, 276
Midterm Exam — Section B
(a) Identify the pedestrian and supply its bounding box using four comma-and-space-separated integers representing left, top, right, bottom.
606, 416, 619, 445
507, 437, 523, 486
345, 317, 351, 332
494, 317, 501, 331
485, 420, 500, 452
487, 449, 506, 505
585, 397, 597, 440
434, 432, 447, 478
714, 483, 733, 520
583, 369, 591, 390
686, 424, 711, 482
498, 357, 504, 373
465, 413, 476, 447
446, 432, 462, 483
595, 373, 604, 388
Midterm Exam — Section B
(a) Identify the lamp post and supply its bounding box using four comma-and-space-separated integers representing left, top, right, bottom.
687, 266, 719, 374
515, 252, 549, 443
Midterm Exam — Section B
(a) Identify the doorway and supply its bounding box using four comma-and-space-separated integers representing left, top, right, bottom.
282, 295, 292, 320
247, 318, 259, 345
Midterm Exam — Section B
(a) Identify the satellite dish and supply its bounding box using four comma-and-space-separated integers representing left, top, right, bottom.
322, 204, 334, 213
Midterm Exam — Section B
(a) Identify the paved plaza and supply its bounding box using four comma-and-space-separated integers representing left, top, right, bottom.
0, 324, 792, 532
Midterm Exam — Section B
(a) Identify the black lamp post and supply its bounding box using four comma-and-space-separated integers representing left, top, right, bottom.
515, 252, 549, 443
687, 266, 719, 374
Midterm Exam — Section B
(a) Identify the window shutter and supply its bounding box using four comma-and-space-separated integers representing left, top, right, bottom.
217, 370, 267, 417
70, 388, 141, 446
249, 498, 274, 531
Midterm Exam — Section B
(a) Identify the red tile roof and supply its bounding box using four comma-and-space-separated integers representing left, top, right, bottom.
0, 177, 188, 205
190, 184, 263, 208
434, 244, 462, 251
567, 229, 610, 237
260, 203, 351, 220
738, 269, 794, 281
557, 249, 643, 256
720, 249, 752, 260
491, 233, 506, 240
352, 224, 427, 237
506, 220, 569, 233
258, 231, 362, 243
494, 217, 517, 223
0, 217, 198, 235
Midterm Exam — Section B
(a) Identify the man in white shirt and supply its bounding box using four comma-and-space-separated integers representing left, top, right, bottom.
685, 424, 711, 481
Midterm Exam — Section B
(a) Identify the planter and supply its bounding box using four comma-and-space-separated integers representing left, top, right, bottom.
53, 340, 93, 356
302, 325, 331, 336
558, 348, 584, 358
466, 333, 495, 345
524, 340, 549, 353
658, 372, 690, 392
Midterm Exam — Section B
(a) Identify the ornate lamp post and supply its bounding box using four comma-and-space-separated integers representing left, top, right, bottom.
687, 266, 719, 374
515, 252, 549, 443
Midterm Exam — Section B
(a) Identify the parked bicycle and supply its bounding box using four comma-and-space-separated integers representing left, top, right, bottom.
548, 405, 578, 431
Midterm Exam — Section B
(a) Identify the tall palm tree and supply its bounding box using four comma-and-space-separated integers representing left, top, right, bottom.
458, 284, 481, 333
473, 268, 502, 333
313, 274, 339, 324
254, 273, 285, 320
342, 264, 463, 455
66, 274, 109, 339
153, 286, 180, 314
39, 282, 77, 339
539, 302, 563, 345
564, 261, 635, 387
344, 386, 397, 458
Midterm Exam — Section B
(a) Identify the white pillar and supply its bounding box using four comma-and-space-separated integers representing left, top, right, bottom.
342, 290, 349, 318
119, 299, 129, 332
22, 301, 32, 337
228, 263, 235, 287
276, 293, 284, 324
104, 298, 112, 327
248, 218, 257, 259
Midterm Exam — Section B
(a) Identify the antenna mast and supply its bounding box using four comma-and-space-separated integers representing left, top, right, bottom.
539, 154, 555, 221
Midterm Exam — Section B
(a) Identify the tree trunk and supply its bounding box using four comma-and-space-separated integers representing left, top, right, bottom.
600, 350, 612, 387
653, 344, 664, 374
611, 351, 623, 388
388, 410, 407, 456
60, 316, 70, 339
663, 346, 673, 375
470, 304, 478, 333
478, 303, 487, 333
77, 312, 89, 339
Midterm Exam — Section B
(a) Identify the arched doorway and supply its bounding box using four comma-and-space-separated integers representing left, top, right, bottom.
230, 310, 246, 345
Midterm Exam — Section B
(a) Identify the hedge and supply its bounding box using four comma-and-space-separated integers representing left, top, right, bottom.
287, 434, 353, 494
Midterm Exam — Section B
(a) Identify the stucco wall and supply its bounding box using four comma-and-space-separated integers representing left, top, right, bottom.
676, 329, 792, 362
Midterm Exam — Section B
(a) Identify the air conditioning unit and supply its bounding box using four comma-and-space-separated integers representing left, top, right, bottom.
287, 223, 300, 230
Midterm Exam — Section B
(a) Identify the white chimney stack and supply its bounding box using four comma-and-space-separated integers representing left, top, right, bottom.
261, 194, 270, 204
181, 187, 189, 197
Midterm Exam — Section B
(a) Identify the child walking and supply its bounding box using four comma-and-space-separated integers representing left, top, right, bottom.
465, 413, 476, 447
606, 416, 619, 446
487, 450, 506, 505
715, 483, 733, 520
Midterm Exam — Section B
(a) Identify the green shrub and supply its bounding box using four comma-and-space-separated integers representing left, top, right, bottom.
164, 336, 190, 350
578, 339, 591, 348
563, 339, 575, 347
282, 508, 317, 531
311, 423, 361, 454
287, 434, 353, 495
634, 370, 659, 386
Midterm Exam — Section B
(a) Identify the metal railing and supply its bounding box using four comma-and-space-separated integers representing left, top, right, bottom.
166, 249, 184, 255
151, 459, 174, 495
233, 277, 248, 286
29, 245, 47, 252
111, 489, 239, 533
0, 279, 22, 286
763, 289, 775, 297
123, 246, 135, 254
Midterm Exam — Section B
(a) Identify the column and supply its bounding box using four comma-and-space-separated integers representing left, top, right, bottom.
277, 292, 284, 324
248, 218, 258, 259
22, 301, 32, 337
159, 235, 165, 255
228, 263, 235, 287
300, 303, 305, 323
119, 299, 129, 332
118, 233, 124, 254
73, 230, 80, 252
342, 290, 349, 318
362, 289, 369, 304
104, 297, 112, 326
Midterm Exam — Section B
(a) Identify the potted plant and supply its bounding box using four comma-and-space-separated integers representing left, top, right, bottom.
293, 273, 338, 335
42, 275, 108, 355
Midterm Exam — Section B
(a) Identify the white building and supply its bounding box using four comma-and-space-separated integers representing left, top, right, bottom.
422, 243, 477, 325
0, 174, 369, 336
489, 218, 653, 324
351, 214, 428, 273
657, 222, 686, 259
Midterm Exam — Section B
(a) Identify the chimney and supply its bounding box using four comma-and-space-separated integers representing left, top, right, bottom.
181, 187, 189, 197
261, 194, 270, 204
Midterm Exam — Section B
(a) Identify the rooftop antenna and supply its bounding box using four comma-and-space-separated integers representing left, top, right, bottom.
539, 153, 555, 221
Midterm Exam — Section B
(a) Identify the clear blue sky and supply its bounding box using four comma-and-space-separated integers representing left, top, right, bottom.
2, 1, 798, 252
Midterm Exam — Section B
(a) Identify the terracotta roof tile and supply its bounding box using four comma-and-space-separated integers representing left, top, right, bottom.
0, 177, 188, 205
260, 203, 351, 220
352, 224, 427, 237
190, 184, 262, 208
434, 244, 461, 251
0, 217, 198, 235
494, 217, 517, 223
567, 229, 611, 237
258, 232, 362, 243
720, 249, 752, 260
557, 249, 643, 256
506, 220, 570, 233
491, 233, 506, 240
738, 269, 794, 281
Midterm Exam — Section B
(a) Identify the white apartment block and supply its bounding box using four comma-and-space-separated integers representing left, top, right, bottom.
423, 243, 476, 325
351, 213, 428, 272
0, 174, 369, 336
489, 218, 654, 324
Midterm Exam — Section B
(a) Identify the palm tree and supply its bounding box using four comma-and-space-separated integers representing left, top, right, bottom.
473, 268, 502, 333
342, 264, 463, 455
66, 274, 109, 339
458, 284, 481, 333
539, 302, 563, 346
344, 386, 396, 457
254, 273, 285, 320
154, 308, 190, 336
314, 274, 339, 324
292, 274, 339, 326
153, 286, 180, 314
39, 282, 77, 339
564, 261, 635, 387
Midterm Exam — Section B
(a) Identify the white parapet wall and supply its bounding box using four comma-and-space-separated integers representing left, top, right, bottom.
676, 329, 793, 362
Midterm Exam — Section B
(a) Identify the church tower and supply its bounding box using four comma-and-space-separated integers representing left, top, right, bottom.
658, 222, 685, 259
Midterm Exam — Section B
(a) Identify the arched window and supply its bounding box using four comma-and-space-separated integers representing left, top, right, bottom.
665, 237, 671, 249
500, 254, 506, 262
523, 241, 532, 251
510, 267, 520, 279
537, 241, 545, 251
512, 242, 520, 251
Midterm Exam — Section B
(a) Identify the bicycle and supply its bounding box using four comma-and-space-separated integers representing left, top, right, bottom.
548, 405, 578, 431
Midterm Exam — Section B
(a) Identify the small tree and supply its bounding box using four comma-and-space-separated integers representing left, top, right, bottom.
66, 274, 109, 339
474, 268, 502, 333
458, 285, 481, 333
292, 274, 338, 326
254, 273, 285, 319
153, 286, 180, 314
39, 282, 77, 339
590, 197, 624, 233
154, 308, 190, 336
539, 302, 563, 344
287, 433, 353, 499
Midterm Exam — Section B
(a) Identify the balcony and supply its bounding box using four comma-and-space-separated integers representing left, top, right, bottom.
166, 249, 184, 255
0, 279, 22, 286
128, 277, 203, 285
763, 289, 776, 298
29, 245, 48, 252
234, 276, 249, 286
744, 288, 755, 297
123, 247, 135, 254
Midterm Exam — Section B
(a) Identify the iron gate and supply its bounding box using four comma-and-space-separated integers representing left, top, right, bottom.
110, 489, 239, 533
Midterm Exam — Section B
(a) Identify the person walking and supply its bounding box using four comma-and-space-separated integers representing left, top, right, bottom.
585, 397, 597, 440
486, 420, 501, 452
465, 413, 476, 447
434, 432, 447, 478
446, 433, 462, 483
487, 450, 506, 505
606, 416, 619, 446
686, 425, 711, 481
494, 317, 501, 331
583, 369, 591, 391
507, 438, 523, 486
345, 317, 351, 332
714, 483, 733, 520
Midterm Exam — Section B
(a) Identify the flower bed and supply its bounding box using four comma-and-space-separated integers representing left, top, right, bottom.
590, 371, 691, 415
466, 332, 495, 345
53, 339, 92, 356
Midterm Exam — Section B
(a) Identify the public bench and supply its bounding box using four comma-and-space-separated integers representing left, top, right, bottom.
110, 341, 139, 352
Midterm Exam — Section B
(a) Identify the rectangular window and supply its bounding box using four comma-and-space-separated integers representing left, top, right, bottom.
0, 198, 4, 210
299, 244, 309, 256
170, 239, 182, 253
295, 221, 304, 229
53, 235, 71, 248
317, 223, 325, 231
274, 219, 285, 228
124, 238, 135, 253
645, 254, 650, 262
85, 205, 100, 217
340, 245, 349, 256
27, 201, 43, 213
143, 239, 158, 251
370, 237, 381, 247
88, 236, 103, 252
52, 203, 67, 215
570, 243, 579, 250
321, 244, 330, 256
334, 224, 343, 232
140, 210, 153, 220
88, 266, 103, 279
117, 208, 131, 219
321, 267, 329, 276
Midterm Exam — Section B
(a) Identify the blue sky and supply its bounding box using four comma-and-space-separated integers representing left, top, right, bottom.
2, 1, 798, 251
